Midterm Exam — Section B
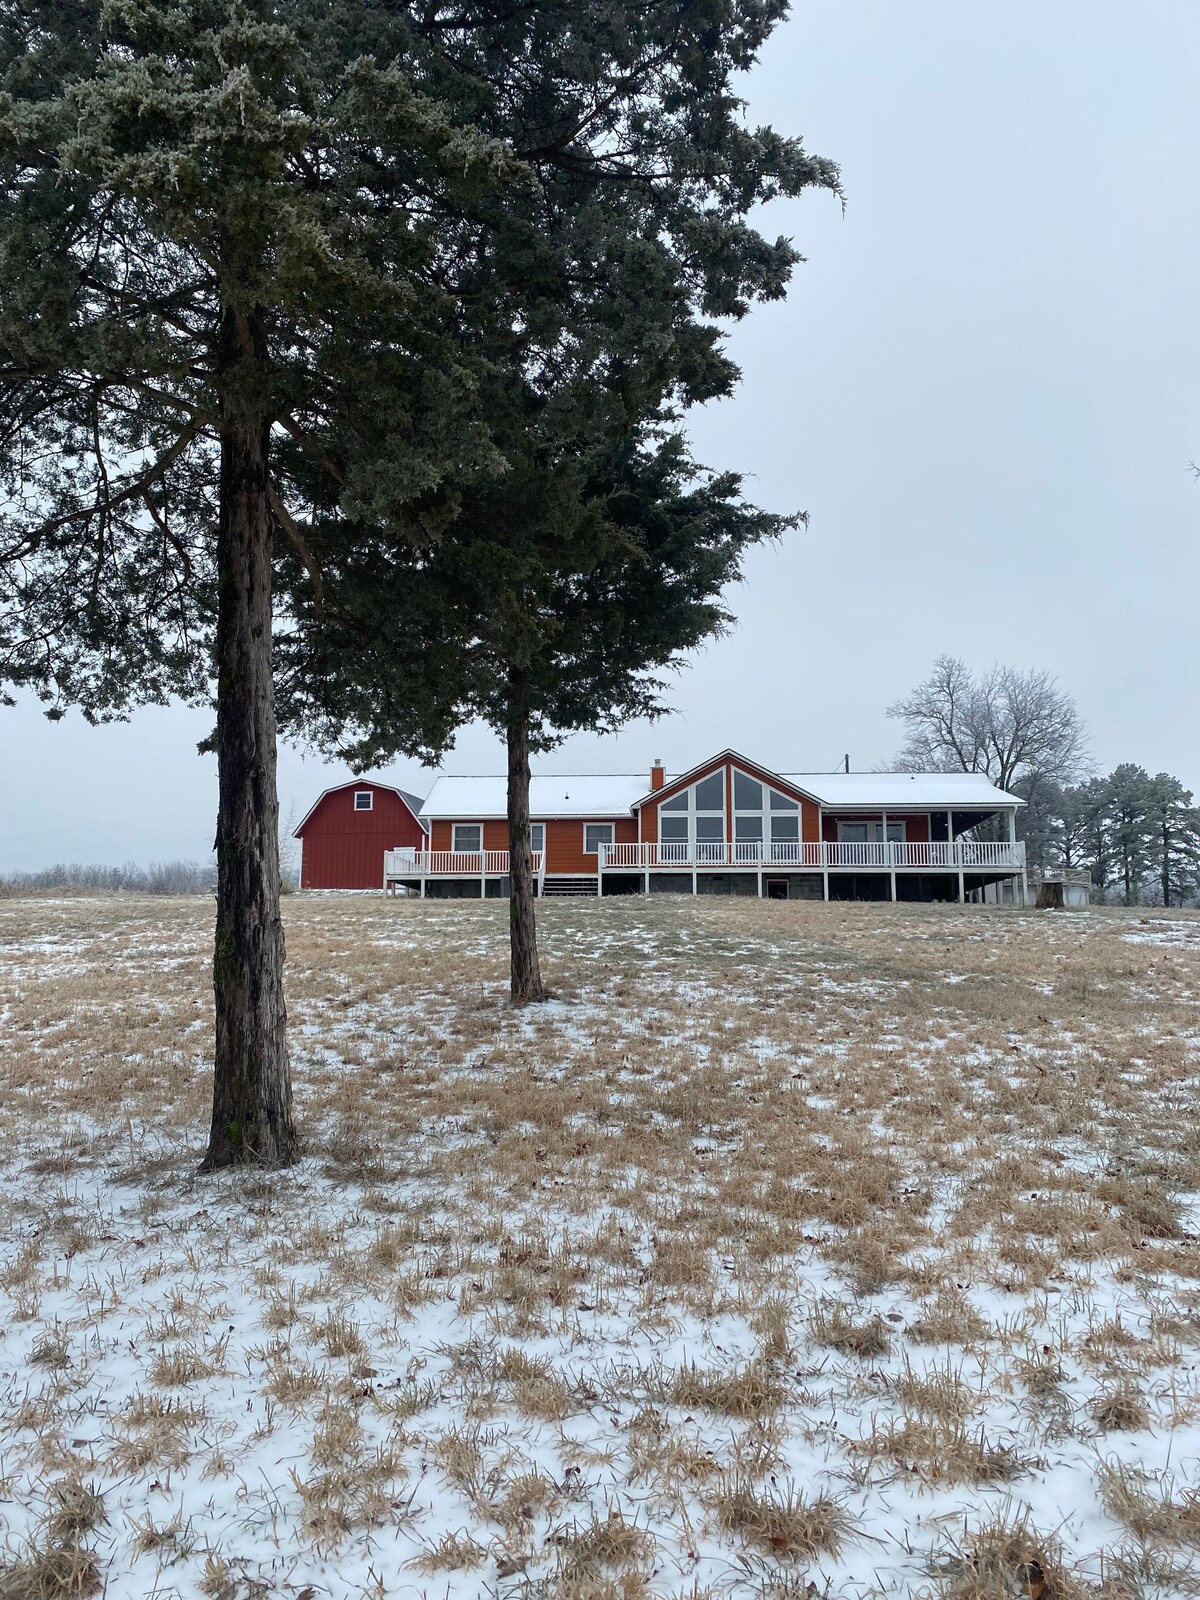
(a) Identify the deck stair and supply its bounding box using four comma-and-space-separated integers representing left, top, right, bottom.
542, 876, 598, 897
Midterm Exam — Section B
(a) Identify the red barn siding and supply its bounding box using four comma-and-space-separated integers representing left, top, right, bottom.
298, 784, 424, 889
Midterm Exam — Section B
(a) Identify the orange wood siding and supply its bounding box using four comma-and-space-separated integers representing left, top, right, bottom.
547, 816, 637, 875
432, 815, 633, 872
802, 801, 820, 843
639, 799, 658, 844
429, 818, 507, 851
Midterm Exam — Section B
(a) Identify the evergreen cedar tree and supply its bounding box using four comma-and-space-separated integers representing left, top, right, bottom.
269, 0, 840, 1004
281, 425, 795, 1003
0, 0, 840, 1151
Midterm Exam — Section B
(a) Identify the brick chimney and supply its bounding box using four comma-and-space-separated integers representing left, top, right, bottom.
650, 759, 665, 792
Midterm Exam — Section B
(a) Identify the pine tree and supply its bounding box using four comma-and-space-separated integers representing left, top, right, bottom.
1144, 773, 1200, 907
1100, 764, 1156, 905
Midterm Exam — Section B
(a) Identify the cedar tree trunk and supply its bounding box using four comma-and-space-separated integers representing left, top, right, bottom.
201, 304, 297, 1170
507, 710, 545, 1005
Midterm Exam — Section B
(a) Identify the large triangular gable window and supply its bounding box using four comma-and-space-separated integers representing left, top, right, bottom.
732, 767, 802, 863
657, 768, 725, 862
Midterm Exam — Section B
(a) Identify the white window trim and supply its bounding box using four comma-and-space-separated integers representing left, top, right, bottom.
353, 790, 373, 811
530, 823, 545, 855
452, 823, 483, 853
658, 768, 726, 851
583, 822, 615, 855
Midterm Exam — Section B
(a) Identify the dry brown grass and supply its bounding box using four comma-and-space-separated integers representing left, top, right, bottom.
709, 1476, 851, 1561
1, 894, 1198, 1595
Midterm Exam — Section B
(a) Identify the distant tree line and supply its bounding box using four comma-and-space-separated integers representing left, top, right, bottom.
890, 656, 1200, 906
0, 860, 217, 897
1021, 768, 1200, 907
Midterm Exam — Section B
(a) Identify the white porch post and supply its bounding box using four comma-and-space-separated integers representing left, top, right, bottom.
958, 869, 965, 903
757, 868, 763, 898
883, 809, 896, 901
597, 845, 604, 897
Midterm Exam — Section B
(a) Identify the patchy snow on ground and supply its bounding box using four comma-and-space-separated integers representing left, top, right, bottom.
1, 895, 1199, 1598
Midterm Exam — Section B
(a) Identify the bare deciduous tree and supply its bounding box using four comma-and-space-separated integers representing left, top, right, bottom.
888, 655, 1088, 792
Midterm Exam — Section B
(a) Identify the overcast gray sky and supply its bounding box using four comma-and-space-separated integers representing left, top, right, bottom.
3, 0, 1197, 871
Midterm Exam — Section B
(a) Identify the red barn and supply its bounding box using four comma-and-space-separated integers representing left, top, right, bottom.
294, 781, 426, 890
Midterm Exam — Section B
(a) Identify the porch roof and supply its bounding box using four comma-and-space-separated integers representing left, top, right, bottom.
778, 772, 1024, 811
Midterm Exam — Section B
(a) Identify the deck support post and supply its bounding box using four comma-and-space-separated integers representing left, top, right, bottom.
692, 867, 698, 896
480, 870, 486, 900
643, 869, 650, 896
957, 869, 965, 903
597, 852, 604, 897
757, 869, 763, 899
420, 875, 426, 899
822, 870, 829, 901
883, 810, 896, 902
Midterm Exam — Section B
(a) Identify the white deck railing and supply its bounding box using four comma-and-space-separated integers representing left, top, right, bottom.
385, 841, 1025, 880
599, 840, 1026, 871
384, 849, 544, 881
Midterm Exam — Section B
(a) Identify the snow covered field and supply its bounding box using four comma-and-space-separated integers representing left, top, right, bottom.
1, 893, 1199, 1598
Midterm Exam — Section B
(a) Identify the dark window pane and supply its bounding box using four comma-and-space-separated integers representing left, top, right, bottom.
660, 790, 689, 811
733, 771, 762, 810
771, 815, 799, 841
735, 815, 763, 840
660, 816, 688, 841
770, 789, 799, 811
694, 772, 724, 811
695, 816, 724, 841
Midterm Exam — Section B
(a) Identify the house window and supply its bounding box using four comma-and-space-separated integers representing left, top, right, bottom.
584, 823, 614, 856
733, 771, 762, 810
694, 772, 724, 811
530, 824, 545, 856
732, 768, 805, 861
452, 823, 482, 853
837, 820, 905, 843
354, 790, 373, 811
658, 769, 727, 861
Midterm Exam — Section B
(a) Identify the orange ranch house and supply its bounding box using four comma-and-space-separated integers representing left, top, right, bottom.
369, 750, 1027, 904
